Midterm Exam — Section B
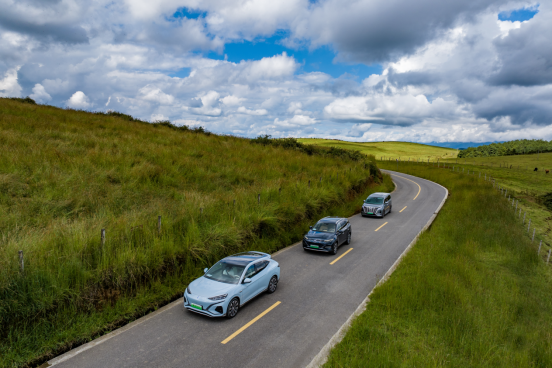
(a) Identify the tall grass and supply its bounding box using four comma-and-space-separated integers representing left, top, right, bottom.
0, 99, 394, 367
324, 161, 552, 367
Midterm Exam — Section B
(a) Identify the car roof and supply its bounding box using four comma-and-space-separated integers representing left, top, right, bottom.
369, 192, 390, 197
222, 251, 270, 266
317, 217, 344, 223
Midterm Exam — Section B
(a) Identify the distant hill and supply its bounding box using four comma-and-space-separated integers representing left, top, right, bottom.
457, 139, 552, 158
427, 142, 502, 150
297, 139, 458, 160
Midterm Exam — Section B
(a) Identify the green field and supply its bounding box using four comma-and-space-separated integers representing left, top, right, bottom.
325, 161, 552, 367
298, 138, 458, 161
440, 154, 552, 254
0, 99, 394, 367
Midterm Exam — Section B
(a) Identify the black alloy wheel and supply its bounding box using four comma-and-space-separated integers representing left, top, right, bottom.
331, 241, 338, 255
345, 231, 351, 245
226, 298, 240, 319
267, 276, 278, 294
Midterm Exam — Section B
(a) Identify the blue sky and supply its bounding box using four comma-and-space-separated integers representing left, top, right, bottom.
499, 5, 539, 21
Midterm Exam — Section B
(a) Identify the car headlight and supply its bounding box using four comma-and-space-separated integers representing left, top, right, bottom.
323, 239, 334, 243
304, 236, 309, 240
186, 286, 192, 294
208, 294, 228, 301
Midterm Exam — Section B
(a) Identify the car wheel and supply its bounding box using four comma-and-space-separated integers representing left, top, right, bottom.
345, 231, 351, 245
226, 298, 240, 319
331, 241, 338, 255
267, 276, 278, 294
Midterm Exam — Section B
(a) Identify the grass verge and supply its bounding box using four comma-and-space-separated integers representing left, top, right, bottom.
324, 161, 552, 367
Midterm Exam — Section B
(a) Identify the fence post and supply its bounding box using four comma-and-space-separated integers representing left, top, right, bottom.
538, 240, 542, 255
528, 219, 531, 232
19, 250, 24, 273
158, 215, 162, 235
101, 228, 106, 247
532, 229, 535, 242
523, 212, 526, 224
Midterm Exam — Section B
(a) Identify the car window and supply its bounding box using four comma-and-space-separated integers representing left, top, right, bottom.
339, 220, 346, 229
313, 222, 336, 233
365, 197, 384, 204
204, 260, 246, 284
255, 261, 269, 273
244, 264, 256, 279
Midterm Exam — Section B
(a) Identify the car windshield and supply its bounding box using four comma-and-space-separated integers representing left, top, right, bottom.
365, 197, 384, 204
204, 260, 246, 284
312, 222, 336, 233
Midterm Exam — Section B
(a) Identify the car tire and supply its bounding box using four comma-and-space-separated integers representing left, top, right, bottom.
267, 276, 278, 294
389, 205, 392, 213
345, 231, 351, 245
331, 242, 338, 255
226, 297, 240, 319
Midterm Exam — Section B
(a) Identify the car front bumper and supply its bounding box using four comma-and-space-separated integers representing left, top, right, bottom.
184, 290, 226, 317
361, 208, 383, 217
303, 239, 334, 252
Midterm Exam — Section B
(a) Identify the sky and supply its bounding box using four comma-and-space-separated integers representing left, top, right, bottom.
0, 0, 550, 143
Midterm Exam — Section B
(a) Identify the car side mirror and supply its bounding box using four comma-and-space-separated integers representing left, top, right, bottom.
309, 226, 313, 230
243, 278, 252, 284
204, 268, 208, 273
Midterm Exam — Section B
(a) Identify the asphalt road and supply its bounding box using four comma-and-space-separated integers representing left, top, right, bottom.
49, 170, 447, 368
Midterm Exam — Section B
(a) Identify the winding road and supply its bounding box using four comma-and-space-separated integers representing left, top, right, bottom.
47, 170, 447, 368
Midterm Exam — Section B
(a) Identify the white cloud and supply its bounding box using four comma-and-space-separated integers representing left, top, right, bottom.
138, 85, 175, 104
66, 91, 91, 109
29, 84, 52, 103
237, 106, 268, 115
221, 95, 245, 106
274, 114, 317, 130
0, 68, 22, 97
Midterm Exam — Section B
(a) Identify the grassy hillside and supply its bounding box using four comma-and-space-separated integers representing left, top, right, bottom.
441, 153, 552, 254
0, 99, 393, 367
325, 161, 552, 367
298, 138, 458, 161
458, 139, 552, 158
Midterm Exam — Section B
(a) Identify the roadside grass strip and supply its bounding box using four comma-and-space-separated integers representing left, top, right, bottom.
330, 248, 354, 265
399, 206, 407, 213
374, 222, 388, 232
323, 161, 552, 367
221, 302, 281, 344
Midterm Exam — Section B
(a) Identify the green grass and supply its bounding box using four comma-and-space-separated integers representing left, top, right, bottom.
298, 139, 458, 161
324, 161, 552, 367
0, 99, 394, 367
441, 154, 552, 257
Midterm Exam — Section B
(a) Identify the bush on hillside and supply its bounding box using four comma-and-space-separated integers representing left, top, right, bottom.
458, 139, 552, 158
251, 135, 368, 162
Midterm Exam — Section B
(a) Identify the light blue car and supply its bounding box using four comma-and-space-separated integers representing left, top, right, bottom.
184, 251, 280, 318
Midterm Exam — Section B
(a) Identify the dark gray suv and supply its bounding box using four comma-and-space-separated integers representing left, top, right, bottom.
361, 192, 392, 218
303, 217, 352, 254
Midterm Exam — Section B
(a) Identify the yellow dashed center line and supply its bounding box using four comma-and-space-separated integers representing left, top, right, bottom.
221, 301, 281, 344
330, 248, 353, 265
399, 206, 407, 213
375, 222, 388, 232
390, 174, 421, 200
